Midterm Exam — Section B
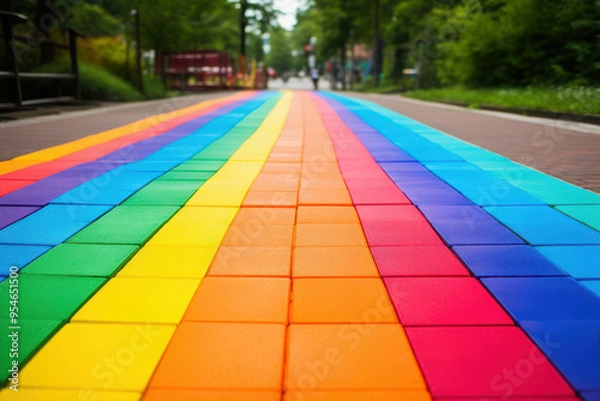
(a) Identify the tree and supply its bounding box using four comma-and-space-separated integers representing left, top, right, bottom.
373, 0, 381, 86
130, 0, 235, 53
267, 27, 292, 75
291, 6, 319, 73
432, 0, 600, 87
313, 0, 371, 89
66, 3, 122, 37
246, 31, 265, 63
236, 0, 278, 55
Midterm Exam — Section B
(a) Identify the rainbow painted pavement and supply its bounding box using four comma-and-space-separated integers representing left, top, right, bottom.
0, 90, 599, 401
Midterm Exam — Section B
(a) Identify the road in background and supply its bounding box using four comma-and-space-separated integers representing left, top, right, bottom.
268, 77, 316, 90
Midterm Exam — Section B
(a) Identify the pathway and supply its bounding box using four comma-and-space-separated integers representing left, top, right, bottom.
0, 90, 599, 401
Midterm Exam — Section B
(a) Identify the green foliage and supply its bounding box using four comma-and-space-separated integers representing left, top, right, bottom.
77, 37, 133, 81
34, 61, 144, 101
403, 86, 600, 115
312, 0, 371, 58
143, 75, 175, 99
242, 0, 280, 35
9, 0, 241, 53
432, 0, 600, 87
32, 61, 173, 101
246, 32, 265, 62
66, 3, 122, 36
302, 0, 600, 88
267, 28, 293, 74
3, 0, 288, 102
6, 0, 36, 16
290, 7, 320, 73
292, 7, 319, 51
131, 0, 238, 53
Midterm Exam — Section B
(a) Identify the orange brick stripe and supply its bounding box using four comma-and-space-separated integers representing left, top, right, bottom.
143, 92, 429, 400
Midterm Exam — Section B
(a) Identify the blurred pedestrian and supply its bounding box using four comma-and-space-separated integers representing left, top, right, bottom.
311, 67, 320, 90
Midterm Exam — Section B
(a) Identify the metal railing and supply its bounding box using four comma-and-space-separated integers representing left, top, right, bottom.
0, 10, 83, 108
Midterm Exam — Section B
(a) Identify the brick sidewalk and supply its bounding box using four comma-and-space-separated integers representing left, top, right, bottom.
350, 93, 600, 193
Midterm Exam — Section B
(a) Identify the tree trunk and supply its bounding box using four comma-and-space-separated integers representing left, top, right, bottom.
125, 34, 130, 81
373, 0, 381, 87
240, 0, 247, 57
349, 43, 354, 90
341, 45, 347, 91
35, 0, 54, 64
392, 46, 405, 80
134, 10, 144, 95
161, 53, 169, 88
239, 0, 248, 76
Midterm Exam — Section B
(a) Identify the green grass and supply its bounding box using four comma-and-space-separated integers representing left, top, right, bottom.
358, 83, 406, 94
402, 86, 600, 115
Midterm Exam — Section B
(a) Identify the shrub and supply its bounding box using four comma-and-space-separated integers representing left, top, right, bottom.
33, 61, 143, 102
143, 75, 177, 99
77, 36, 134, 82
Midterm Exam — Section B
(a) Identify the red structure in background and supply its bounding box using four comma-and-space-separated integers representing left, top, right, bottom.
155, 50, 233, 90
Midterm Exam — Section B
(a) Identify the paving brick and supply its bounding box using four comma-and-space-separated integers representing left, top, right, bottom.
486, 206, 600, 245
208, 246, 291, 277
535, 246, 600, 279
0, 204, 110, 245
283, 391, 431, 401
0, 244, 50, 276
453, 245, 567, 277
419, 205, 524, 245
0, 318, 62, 382
0, 275, 105, 320
296, 206, 358, 224
286, 324, 426, 391
149, 322, 285, 390
184, 276, 290, 323
295, 224, 367, 247
582, 280, 600, 297
293, 247, 379, 277
482, 277, 600, 322
385, 277, 513, 325
118, 246, 216, 278
406, 326, 574, 398
72, 277, 199, 324
68, 205, 179, 245
143, 389, 280, 401
19, 323, 174, 391
371, 246, 469, 276
291, 278, 396, 323
0, 389, 140, 401
23, 243, 138, 276
522, 320, 600, 391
